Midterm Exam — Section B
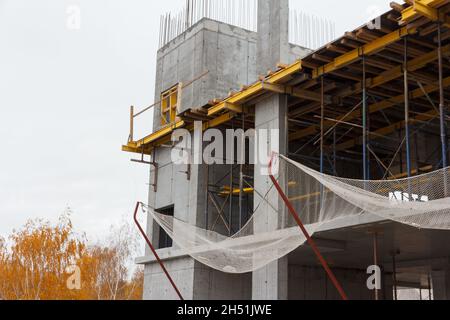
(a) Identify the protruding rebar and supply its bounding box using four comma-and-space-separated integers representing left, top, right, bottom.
158, 1, 335, 50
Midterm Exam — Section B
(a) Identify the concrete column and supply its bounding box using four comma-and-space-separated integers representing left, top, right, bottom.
252, 94, 288, 300
432, 268, 450, 300
257, 0, 290, 75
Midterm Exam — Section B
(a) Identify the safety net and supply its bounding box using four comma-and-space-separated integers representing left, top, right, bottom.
142, 154, 450, 274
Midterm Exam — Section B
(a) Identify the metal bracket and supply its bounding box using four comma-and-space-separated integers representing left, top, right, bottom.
179, 163, 191, 181
131, 149, 158, 192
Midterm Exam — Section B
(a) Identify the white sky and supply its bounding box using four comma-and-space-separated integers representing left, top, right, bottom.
0, 0, 394, 241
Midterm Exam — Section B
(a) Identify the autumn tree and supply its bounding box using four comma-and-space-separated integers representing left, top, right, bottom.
0, 215, 85, 300
77, 220, 142, 300
0, 236, 10, 300
0, 214, 143, 300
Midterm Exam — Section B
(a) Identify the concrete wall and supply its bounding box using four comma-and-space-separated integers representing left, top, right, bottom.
193, 265, 252, 300
152, 18, 310, 132
288, 266, 393, 300
143, 257, 196, 300
153, 18, 258, 132
143, 257, 252, 300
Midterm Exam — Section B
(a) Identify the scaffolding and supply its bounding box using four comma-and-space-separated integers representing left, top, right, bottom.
124, 0, 450, 300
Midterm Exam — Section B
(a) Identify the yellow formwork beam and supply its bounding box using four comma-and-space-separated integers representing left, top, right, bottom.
207, 60, 302, 117
333, 43, 450, 97
262, 82, 334, 104
388, 165, 433, 180
122, 112, 237, 155
290, 75, 450, 142
125, 60, 302, 154
369, 44, 450, 88
218, 187, 254, 197
122, 144, 140, 154
401, 0, 448, 23
268, 61, 303, 83
219, 188, 312, 200
136, 120, 185, 149
335, 109, 439, 151
204, 112, 236, 129
218, 181, 298, 197
289, 46, 450, 142
261, 82, 287, 94
403, 0, 438, 22
208, 83, 264, 116
312, 27, 417, 79
289, 191, 321, 202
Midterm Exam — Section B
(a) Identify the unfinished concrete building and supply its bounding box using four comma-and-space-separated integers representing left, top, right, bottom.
124, 0, 450, 300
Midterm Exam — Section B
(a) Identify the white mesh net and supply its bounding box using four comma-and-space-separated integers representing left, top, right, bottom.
143, 154, 450, 274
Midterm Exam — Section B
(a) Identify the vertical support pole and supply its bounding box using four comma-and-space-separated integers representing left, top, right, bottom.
428, 274, 432, 300
404, 37, 412, 179
229, 127, 234, 236
333, 128, 337, 175
438, 23, 449, 198
367, 97, 371, 180
238, 112, 245, 230
159, 16, 162, 48
438, 22, 448, 169
373, 232, 379, 301
399, 130, 404, 196
414, 126, 420, 173
392, 251, 398, 301
204, 164, 209, 230
320, 76, 325, 173
151, 149, 158, 192
362, 55, 368, 181
129, 106, 134, 142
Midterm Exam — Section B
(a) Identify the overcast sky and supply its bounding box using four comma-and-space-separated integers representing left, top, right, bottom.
0, 0, 393, 242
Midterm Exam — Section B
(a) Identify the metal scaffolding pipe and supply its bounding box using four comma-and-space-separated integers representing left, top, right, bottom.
229, 126, 234, 236
363, 55, 368, 181
404, 37, 412, 179
320, 76, 325, 173
438, 23, 448, 169
428, 274, 432, 300
392, 251, 398, 301
333, 129, 337, 175
204, 164, 210, 230
238, 112, 245, 230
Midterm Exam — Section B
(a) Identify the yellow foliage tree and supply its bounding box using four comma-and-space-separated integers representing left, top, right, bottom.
0, 214, 143, 300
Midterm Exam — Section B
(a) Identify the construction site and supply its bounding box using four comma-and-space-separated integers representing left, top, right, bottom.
123, 0, 450, 300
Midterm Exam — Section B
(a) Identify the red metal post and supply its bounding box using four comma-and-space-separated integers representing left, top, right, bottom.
268, 153, 349, 301
133, 202, 184, 300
